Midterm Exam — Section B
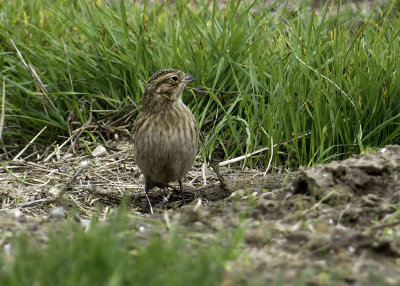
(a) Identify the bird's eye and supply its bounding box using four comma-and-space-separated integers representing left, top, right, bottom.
171, 75, 179, 82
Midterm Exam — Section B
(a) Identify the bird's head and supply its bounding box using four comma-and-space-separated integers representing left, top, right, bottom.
143, 69, 196, 104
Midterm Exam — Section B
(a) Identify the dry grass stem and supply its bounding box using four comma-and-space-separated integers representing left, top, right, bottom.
219, 145, 271, 167
219, 131, 312, 167
10, 39, 57, 112
44, 136, 74, 162
295, 55, 355, 107
0, 78, 5, 141
263, 136, 274, 176
17, 198, 55, 208
13, 126, 47, 161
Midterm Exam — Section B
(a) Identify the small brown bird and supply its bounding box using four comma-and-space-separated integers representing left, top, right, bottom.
133, 69, 199, 212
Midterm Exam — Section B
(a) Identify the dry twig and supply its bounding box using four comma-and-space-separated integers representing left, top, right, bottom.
200, 133, 230, 191
13, 126, 47, 161
17, 198, 55, 208
0, 78, 5, 141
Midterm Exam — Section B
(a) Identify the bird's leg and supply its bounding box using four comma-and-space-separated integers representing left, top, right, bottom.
179, 180, 185, 205
144, 182, 154, 214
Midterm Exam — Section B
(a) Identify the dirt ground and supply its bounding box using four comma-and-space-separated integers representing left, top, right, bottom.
0, 142, 400, 285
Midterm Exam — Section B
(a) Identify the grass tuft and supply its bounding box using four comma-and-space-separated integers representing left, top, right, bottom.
0, 212, 244, 286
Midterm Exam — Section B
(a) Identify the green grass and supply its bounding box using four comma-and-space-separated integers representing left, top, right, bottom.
0, 212, 244, 286
1, 0, 400, 167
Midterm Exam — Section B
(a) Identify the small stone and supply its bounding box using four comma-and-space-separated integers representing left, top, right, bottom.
50, 207, 65, 218
62, 153, 74, 160
261, 191, 275, 200
192, 221, 204, 231
80, 219, 90, 231
3, 243, 12, 257
179, 206, 209, 224
256, 199, 278, 213
229, 189, 246, 199
8, 209, 21, 217
48, 187, 61, 197
244, 228, 270, 246
210, 217, 225, 231
92, 145, 108, 157
79, 160, 89, 167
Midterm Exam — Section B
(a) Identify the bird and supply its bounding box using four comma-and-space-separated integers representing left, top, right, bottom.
132, 69, 199, 213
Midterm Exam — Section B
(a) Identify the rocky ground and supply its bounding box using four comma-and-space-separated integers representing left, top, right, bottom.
0, 143, 399, 285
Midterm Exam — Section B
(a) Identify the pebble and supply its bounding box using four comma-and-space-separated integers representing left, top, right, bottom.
92, 145, 108, 157
50, 206, 65, 218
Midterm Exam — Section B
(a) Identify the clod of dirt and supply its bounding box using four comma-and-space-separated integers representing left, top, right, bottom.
178, 205, 210, 225
198, 183, 232, 201
288, 145, 400, 203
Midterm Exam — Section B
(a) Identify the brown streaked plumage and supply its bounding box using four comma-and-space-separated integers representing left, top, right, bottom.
133, 69, 198, 212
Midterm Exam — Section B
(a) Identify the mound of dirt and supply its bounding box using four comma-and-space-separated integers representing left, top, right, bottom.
227, 145, 400, 284
288, 145, 400, 228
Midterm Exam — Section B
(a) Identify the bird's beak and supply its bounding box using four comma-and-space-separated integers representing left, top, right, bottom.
183, 74, 197, 83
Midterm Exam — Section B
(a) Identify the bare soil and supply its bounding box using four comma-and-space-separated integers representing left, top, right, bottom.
1, 144, 400, 285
